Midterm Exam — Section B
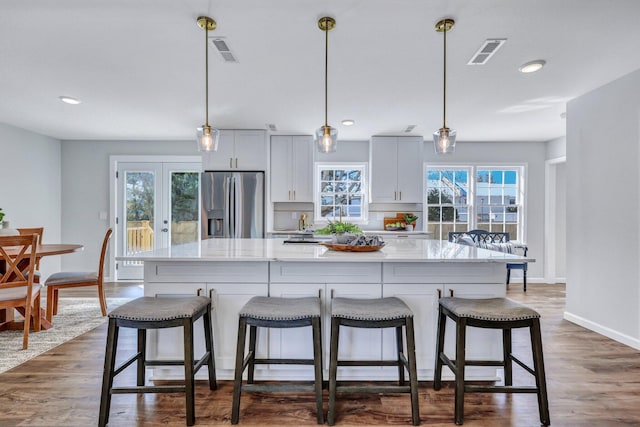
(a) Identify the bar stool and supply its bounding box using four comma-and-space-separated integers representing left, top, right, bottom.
433, 297, 550, 426
231, 296, 324, 424
328, 297, 420, 426
99, 296, 216, 427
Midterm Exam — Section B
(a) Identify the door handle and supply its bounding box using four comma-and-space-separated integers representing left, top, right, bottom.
235, 158, 238, 168
229, 158, 233, 168
399, 191, 402, 200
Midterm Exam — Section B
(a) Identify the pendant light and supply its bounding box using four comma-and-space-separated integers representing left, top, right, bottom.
315, 17, 337, 153
196, 16, 220, 152
433, 18, 456, 154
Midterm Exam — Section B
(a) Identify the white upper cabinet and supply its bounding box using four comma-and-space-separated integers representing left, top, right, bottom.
270, 135, 314, 202
370, 136, 424, 203
202, 130, 267, 171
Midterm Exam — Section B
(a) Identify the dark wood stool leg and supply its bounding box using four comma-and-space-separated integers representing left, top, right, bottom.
312, 317, 325, 424
232, 317, 248, 425
396, 325, 406, 386
530, 319, 550, 426
247, 324, 257, 384
183, 318, 196, 426
502, 328, 513, 386
506, 267, 511, 286
405, 317, 420, 426
454, 317, 467, 425
327, 316, 341, 426
523, 268, 528, 292
137, 328, 146, 386
202, 303, 217, 390
99, 318, 119, 427
433, 306, 446, 390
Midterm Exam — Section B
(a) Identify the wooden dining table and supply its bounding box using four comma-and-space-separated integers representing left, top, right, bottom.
0, 243, 83, 331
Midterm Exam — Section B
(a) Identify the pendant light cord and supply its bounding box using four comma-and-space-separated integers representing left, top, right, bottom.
205, 22, 209, 127
442, 23, 447, 129
324, 22, 329, 128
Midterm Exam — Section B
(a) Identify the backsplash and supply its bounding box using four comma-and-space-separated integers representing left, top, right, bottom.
272, 202, 423, 231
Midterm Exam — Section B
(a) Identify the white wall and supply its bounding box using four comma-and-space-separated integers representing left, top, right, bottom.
555, 162, 567, 279
0, 123, 62, 279
60, 140, 197, 273
546, 136, 566, 160
566, 68, 640, 348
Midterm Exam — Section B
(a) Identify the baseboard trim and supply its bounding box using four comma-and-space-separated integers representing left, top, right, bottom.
564, 311, 640, 350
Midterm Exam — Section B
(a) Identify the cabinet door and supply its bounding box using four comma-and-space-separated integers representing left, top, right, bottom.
370, 137, 399, 203
328, 283, 383, 370
144, 283, 207, 363
202, 130, 235, 170
234, 130, 266, 170
270, 136, 293, 202
209, 282, 269, 370
396, 136, 424, 203
269, 283, 324, 379
382, 283, 441, 376
291, 135, 314, 202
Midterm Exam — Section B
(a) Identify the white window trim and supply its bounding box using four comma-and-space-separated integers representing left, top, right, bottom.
314, 162, 369, 224
425, 163, 527, 242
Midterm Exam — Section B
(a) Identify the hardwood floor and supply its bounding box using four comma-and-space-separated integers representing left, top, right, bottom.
1, 283, 639, 426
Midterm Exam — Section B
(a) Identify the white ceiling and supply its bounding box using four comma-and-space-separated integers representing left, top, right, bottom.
2, 0, 640, 142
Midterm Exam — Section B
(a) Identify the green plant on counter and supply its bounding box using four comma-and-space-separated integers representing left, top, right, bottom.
0, 208, 4, 223
404, 213, 418, 225
315, 220, 362, 235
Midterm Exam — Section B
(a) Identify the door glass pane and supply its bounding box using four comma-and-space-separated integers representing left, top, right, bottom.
125, 171, 155, 256
170, 172, 200, 245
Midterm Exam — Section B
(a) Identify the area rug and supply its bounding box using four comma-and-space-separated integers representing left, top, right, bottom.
0, 297, 131, 373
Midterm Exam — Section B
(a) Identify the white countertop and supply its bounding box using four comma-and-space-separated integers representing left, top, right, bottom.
117, 238, 534, 264
269, 230, 431, 235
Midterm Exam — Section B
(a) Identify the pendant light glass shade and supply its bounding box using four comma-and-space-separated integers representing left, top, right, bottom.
197, 125, 220, 152
434, 18, 456, 154
315, 125, 338, 153
315, 17, 337, 153
433, 127, 456, 154
196, 16, 219, 152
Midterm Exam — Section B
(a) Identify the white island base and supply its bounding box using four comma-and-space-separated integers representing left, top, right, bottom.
127, 238, 532, 382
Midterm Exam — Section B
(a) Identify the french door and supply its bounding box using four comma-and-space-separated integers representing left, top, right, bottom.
116, 161, 201, 280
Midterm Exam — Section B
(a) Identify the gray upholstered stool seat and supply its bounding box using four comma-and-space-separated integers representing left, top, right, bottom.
328, 297, 420, 426
99, 296, 216, 427
438, 297, 540, 322
239, 296, 320, 320
232, 296, 324, 425
434, 297, 549, 426
331, 297, 413, 321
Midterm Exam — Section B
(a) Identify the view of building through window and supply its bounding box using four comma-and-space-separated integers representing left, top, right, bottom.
426, 166, 524, 241
316, 164, 367, 221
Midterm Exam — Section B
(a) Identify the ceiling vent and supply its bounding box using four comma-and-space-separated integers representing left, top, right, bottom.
467, 38, 506, 65
404, 125, 416, 133
266, 123, 278, 131
209, 37, 238, 63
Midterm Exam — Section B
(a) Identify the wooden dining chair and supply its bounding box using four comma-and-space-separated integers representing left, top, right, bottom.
17, 227, 44, 282
0, 234, 41, 349
45, 228, 112, 324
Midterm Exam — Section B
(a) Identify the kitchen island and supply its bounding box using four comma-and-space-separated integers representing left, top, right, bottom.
118, 238, 533, 381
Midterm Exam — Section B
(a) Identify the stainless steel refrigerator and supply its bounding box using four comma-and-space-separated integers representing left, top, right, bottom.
201, 171, 264, 239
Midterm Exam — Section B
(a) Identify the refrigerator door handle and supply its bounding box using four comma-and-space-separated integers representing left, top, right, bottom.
224, 175, 232, 238
233, 174, 244, 238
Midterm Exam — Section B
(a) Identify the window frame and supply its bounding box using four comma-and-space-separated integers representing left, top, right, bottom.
425, 163, 527, 242
314, 162, 368, 224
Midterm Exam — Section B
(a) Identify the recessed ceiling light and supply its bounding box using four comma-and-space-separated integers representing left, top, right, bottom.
518, 60, 546, 73
59, 96, 81, 105
341, 119, 355, 126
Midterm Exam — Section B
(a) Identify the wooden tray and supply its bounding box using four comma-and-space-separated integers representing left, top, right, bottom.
320, 243, 385, 252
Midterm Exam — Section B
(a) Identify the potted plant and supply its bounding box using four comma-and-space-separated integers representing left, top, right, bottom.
0, 208, 4, 228
315, 219, 362, 243
404, 213, 418, 231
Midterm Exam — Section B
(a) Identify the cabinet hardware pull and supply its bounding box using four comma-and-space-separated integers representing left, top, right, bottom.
288, 190, 291, 200
293, 190, 296, 200
229, 158, 233, 168
394, 191, 397, 200
318, 289, 322, 299
399, 191, 402, 200
235, 158, 238, 168
450, 289, 454, 297
331, 289, 335, 299
197, 288, 203, 296
438, 289, 442, 299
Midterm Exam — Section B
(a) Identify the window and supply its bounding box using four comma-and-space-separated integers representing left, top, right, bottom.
315, 163, 367, 222
426, 165, 525, 241
426, 168, 471, 240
